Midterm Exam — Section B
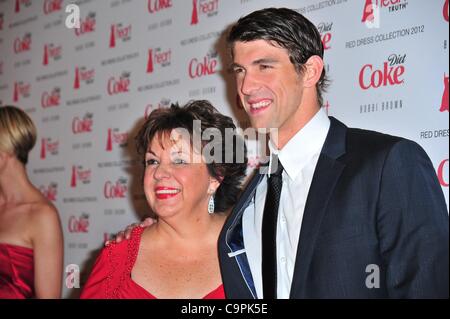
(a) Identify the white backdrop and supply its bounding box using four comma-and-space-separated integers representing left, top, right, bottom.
0, 0, 448, 298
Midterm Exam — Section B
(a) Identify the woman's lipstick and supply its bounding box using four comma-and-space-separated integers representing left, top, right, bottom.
155, 187, 180, 200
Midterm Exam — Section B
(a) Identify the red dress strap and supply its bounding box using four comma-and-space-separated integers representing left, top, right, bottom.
105, 227, 143, 298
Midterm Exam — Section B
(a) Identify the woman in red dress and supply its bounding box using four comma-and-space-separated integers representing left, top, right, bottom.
0, 106, 63, 299
81, 101, 247, 299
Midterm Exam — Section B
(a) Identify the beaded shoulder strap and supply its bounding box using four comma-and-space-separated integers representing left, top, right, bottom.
105, 227, 144, 298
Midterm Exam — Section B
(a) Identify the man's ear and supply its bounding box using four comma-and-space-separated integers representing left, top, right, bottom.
302, 55, 324, 88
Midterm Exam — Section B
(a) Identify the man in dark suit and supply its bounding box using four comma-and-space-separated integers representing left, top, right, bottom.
218, 8, 449, 298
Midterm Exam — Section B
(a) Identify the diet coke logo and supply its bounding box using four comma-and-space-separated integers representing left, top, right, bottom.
107, 72, 131, 95
359, 54, 406, 90
106, 128, 128, 151
441, 74, 449, 112
72, 113, 93, 134
191, 0, 219, 25
43, 43, 62, 66
68, 213, 90, 233
148, 0, 172, 14
14, 33, 32, 54
189, 51, 218, 79
43, 0, 62, 15
109, 23, 132, 48
40, 138, 59, 159
145, 98, 171, 118
39, 183, 58, 202
444, 0, 449, 22
74, 66, 95, 90
317, 22, 333, 50
74, 12, 96, 36
104, 178, 128, 199
13, 82, 31, 102
70, 165, 92, 188
147, 47, 172, 74
41, 87, 61, 108
15, 0, 32, 13
438, 159, 449, 187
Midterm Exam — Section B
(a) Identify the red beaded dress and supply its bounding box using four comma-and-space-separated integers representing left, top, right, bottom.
0, 243, 34, 298
81, 227, 225, 299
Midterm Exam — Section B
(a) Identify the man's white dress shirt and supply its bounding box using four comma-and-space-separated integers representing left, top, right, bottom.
242, 108, 331, 298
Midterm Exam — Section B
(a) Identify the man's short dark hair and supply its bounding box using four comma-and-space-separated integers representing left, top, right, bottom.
227, 7, 330, 106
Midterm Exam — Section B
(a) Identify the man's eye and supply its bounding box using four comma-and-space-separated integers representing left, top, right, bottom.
145, 159, 158, 166
233, 68, 244, 74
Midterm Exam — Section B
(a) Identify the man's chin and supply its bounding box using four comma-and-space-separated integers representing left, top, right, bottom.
249, 119, 270, 131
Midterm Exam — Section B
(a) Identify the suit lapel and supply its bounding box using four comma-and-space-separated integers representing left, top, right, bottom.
223, 171, 265, 298
289, 117, 347, 298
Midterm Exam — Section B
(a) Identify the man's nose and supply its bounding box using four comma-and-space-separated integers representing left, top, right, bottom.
240, 72, 261, 96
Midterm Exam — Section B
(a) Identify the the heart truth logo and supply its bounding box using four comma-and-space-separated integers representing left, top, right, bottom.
362, 0, 408, 27
43, 44, 62, 66
13, 82, 31, 102
109, 23, 132, 48
15, 0, 32, 13
440, 74, 449, 112
147, 48, 172, 74
74, 67, 95, 89
40, 138, 59, 159
444, 0, 449, 22
106, 128, 128, 151
70, 166, 92, 187
191, 0, 219, 25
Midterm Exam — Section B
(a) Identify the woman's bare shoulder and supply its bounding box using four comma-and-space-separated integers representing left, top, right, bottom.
27, 197, 62, 238
29, 199, 59, 221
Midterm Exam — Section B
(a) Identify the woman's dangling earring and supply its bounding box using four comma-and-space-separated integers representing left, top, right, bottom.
208, 194, 215, 214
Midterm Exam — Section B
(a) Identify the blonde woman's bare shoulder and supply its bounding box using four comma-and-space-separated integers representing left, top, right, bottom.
28, 199, 62, 235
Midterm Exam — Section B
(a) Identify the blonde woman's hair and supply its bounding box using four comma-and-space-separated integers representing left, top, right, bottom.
0, 105, 37, 165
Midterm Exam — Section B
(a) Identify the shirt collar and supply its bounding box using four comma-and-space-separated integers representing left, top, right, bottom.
268, 108, 330, 181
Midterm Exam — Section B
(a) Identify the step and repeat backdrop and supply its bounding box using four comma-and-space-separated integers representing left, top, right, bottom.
0, 0, 448, 297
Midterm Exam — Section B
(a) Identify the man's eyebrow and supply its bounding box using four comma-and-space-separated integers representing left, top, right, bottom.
146, 150, 157, 156
230, 58, 279, 70
252, 58, 279, 65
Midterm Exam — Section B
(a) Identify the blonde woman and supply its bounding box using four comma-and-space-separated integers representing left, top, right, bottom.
0, 105, 63, 299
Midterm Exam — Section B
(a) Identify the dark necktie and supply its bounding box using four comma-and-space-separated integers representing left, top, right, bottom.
262, 157, 284, 299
